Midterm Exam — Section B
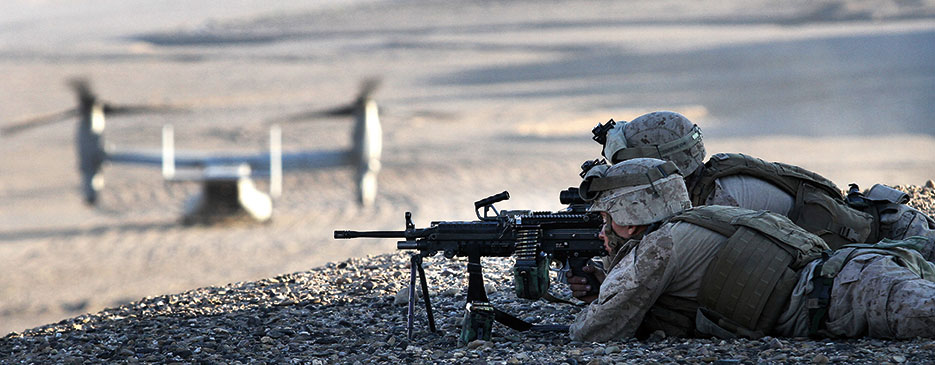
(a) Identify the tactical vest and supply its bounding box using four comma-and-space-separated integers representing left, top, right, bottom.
669, 205, 830, 338
689, 153, 875, 250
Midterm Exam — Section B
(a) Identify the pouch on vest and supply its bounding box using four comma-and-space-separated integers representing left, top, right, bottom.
697, 226, 802, 337
671, 206, 828, 339
790, 182, 874, 250
866, 184, 910, 205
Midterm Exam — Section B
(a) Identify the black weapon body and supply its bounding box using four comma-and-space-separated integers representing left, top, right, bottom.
334, 190, 604, 342
335, 211, 602, 261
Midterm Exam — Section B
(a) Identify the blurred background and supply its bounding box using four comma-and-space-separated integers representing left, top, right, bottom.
1, 0, 933, 335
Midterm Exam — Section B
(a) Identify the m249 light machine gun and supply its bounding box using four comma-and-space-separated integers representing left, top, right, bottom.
334, 190, 605, 343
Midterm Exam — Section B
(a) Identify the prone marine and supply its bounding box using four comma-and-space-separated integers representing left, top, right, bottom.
568, 158, 935, 341
588, 111, 935, 258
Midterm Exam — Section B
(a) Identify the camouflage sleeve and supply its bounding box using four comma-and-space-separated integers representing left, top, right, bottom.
569, 229, 675, 342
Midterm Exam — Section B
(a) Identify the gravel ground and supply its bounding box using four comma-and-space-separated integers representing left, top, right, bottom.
2, 185, 934, 364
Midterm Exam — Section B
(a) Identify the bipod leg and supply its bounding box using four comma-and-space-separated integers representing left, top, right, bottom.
407, 254, 418, 339
417, 258, 436, 333
460, 253, 494, 343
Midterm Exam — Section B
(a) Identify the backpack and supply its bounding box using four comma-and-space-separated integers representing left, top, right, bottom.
690, 153, 875, 249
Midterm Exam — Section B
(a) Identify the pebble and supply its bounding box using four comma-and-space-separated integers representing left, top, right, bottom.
812, 354, 830, 364
766, 337, 783, 350
467, 340, 488, 349
394, 287, 410, 305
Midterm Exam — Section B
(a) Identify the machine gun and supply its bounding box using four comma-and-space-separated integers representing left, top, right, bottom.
334, 189, 604, 342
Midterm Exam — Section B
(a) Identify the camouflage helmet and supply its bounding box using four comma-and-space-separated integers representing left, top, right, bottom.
601, 111, 705, 176
582, 158, 692, 226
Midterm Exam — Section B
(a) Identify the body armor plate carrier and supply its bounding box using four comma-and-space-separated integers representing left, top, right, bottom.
690, 153, 875, 249
670, 206, 830, 338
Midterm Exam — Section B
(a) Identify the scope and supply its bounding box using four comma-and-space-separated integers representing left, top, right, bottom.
559, 187, 587, 206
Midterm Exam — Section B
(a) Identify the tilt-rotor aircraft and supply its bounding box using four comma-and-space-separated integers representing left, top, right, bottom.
1, 78, 383, 224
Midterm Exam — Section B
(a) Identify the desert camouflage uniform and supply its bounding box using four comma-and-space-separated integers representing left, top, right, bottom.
570, 217, 935, 342
607, 110, 935, 261
570, 221, 726, 341
776, 250, 935, 339
823, 252, 935, 338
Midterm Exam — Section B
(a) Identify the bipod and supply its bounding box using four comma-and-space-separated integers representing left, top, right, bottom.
407, 253, 437, 339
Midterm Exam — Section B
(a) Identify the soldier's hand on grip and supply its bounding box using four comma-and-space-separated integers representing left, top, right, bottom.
566, 264, 605, 304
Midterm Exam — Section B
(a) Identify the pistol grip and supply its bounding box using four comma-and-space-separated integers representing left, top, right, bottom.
568, 257, 601, 297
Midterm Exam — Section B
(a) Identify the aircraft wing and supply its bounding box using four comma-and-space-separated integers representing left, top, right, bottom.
106, 149, 354, 176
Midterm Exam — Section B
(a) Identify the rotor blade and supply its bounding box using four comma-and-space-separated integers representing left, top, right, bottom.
1, 108, 77, 137
266, 77, 382, 124
68, 78, 95, 103
267, 104, 356, 124
102, 103, 189, 116
357, 77, 382, 101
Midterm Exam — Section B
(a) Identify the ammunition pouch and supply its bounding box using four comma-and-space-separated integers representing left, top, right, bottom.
460, 301, 495, 343
513, 256, 550, 300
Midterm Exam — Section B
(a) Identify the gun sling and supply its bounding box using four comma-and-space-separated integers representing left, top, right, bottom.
465, 253, 570, 334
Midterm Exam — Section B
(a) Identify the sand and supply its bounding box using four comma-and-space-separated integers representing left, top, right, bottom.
1, 0, 934, 335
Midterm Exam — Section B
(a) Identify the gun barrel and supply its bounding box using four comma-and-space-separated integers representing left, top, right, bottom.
334, 230, 406, 239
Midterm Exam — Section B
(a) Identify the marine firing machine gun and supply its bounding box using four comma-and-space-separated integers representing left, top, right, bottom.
334, 189, 605, 343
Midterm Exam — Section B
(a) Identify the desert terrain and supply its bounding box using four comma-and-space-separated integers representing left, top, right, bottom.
1, 0, 934, 338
